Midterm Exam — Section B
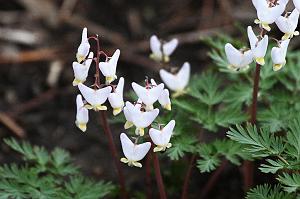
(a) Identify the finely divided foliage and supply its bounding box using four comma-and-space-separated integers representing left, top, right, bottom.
0, 138, 115, 199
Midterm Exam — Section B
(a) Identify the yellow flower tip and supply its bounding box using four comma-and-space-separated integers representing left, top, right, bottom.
145, 104, 154, 111
113, 107, 122, 116
172, 90, 186, 98
121, 158, 142, 168
150, 53, 161, 62
163, 55, 170, 63
282, 34, 289, 40
254, 19, 260, 24
167, 143, 172, 148
120, 157, 129, 164
154, 146, 164, 152
135, 127, 145, 136
132, 162, 142, 168
105, 76, 117, 84
256, 57, 265, 66
84, 104, 93, 110
76, 53, 85, 63
273, 62, 286, 71
164, 104, 172, 111
72, 79, 82, 86
124, 121, 133, 129
76, 122, 87, 132
95, 105, 107, 111
153, 143, 172, 153
262, 23, 271, 32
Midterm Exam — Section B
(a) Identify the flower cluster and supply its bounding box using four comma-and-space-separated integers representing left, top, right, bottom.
225, 0, 300, 71
72, 28, 192, 168
73, 28, 122, 132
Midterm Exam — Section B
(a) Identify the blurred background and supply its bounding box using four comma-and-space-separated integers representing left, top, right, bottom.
0, 0, 297, 198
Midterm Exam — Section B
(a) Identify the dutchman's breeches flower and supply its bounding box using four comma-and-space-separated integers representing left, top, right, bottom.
252, 0, 288, 31
120, 133, 151, 168
149, 120, 175, 152
224, 43, 253, 70
72, 52, 94, 86
123, 102, 159, 136
247, 26, 269, 65
78, 83, 112, 111
99, 49, 120, 84
108, 77, 124, 115
132, 82, 164, 111
75, 94, 89, 132
150, 35, 178, 63
159, 62, 190, 97
276, 9, 300, 40
76, 27, 90, 63
271, 39, 290, 71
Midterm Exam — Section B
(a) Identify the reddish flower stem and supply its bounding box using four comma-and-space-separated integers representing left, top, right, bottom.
145, 153, 152, 199
181, 154, 196, 199
99, 111, 128, 199
152, 152, 167, 199
200, 160, 228, 199
242, 62, 261, 190
92, 36, 128, 199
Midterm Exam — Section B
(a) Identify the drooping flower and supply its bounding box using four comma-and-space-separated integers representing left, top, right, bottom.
276, 9, 300, 40
76, 27, 90, 63
252, 0, 288, 31
123, 102, 141, 130
123, 101, 159, 136
99, 49, 120, 84
158, 89, 171, 110
75, 94, 89, 132
224, 43, 253, 70
72, 52, 94, 86
150, 79, 172, 110
247, 26, 269, 65
108, 77, 124, 116
149, 120, 175, 152
159, 62, 190, 97
271, 39, 290, 71
120, 133, 151, 168
132, 82, 164, 111
150, 35, 178, 62
78, 83, 112, 111
294, 0, 300, 12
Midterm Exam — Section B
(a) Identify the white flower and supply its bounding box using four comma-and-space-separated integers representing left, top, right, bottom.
123, 101, 159, 136
159, 62, 190, 97
149, 120, 175, 152
123, 102, 141, 130
271, 39, 290, 71
294, 0, 300, 12
150, 79, 171, 110
224, 43, 253, 71
78, 83, 112, 111
108, 77, 124, 115
75, 94, 89, 132
276, 9, 300, 40
158, 89, 171, 110
99, 49, 120, 84
76, 27, 90, 62
150, 35, 178, 62
247, 26, 269, 65
120, 133, 151, 168
72, 52, 94, 86
132, 82, 164, 111
252, 0, 288, 31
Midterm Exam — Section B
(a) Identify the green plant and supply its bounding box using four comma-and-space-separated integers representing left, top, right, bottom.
0, 138, 115, 199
